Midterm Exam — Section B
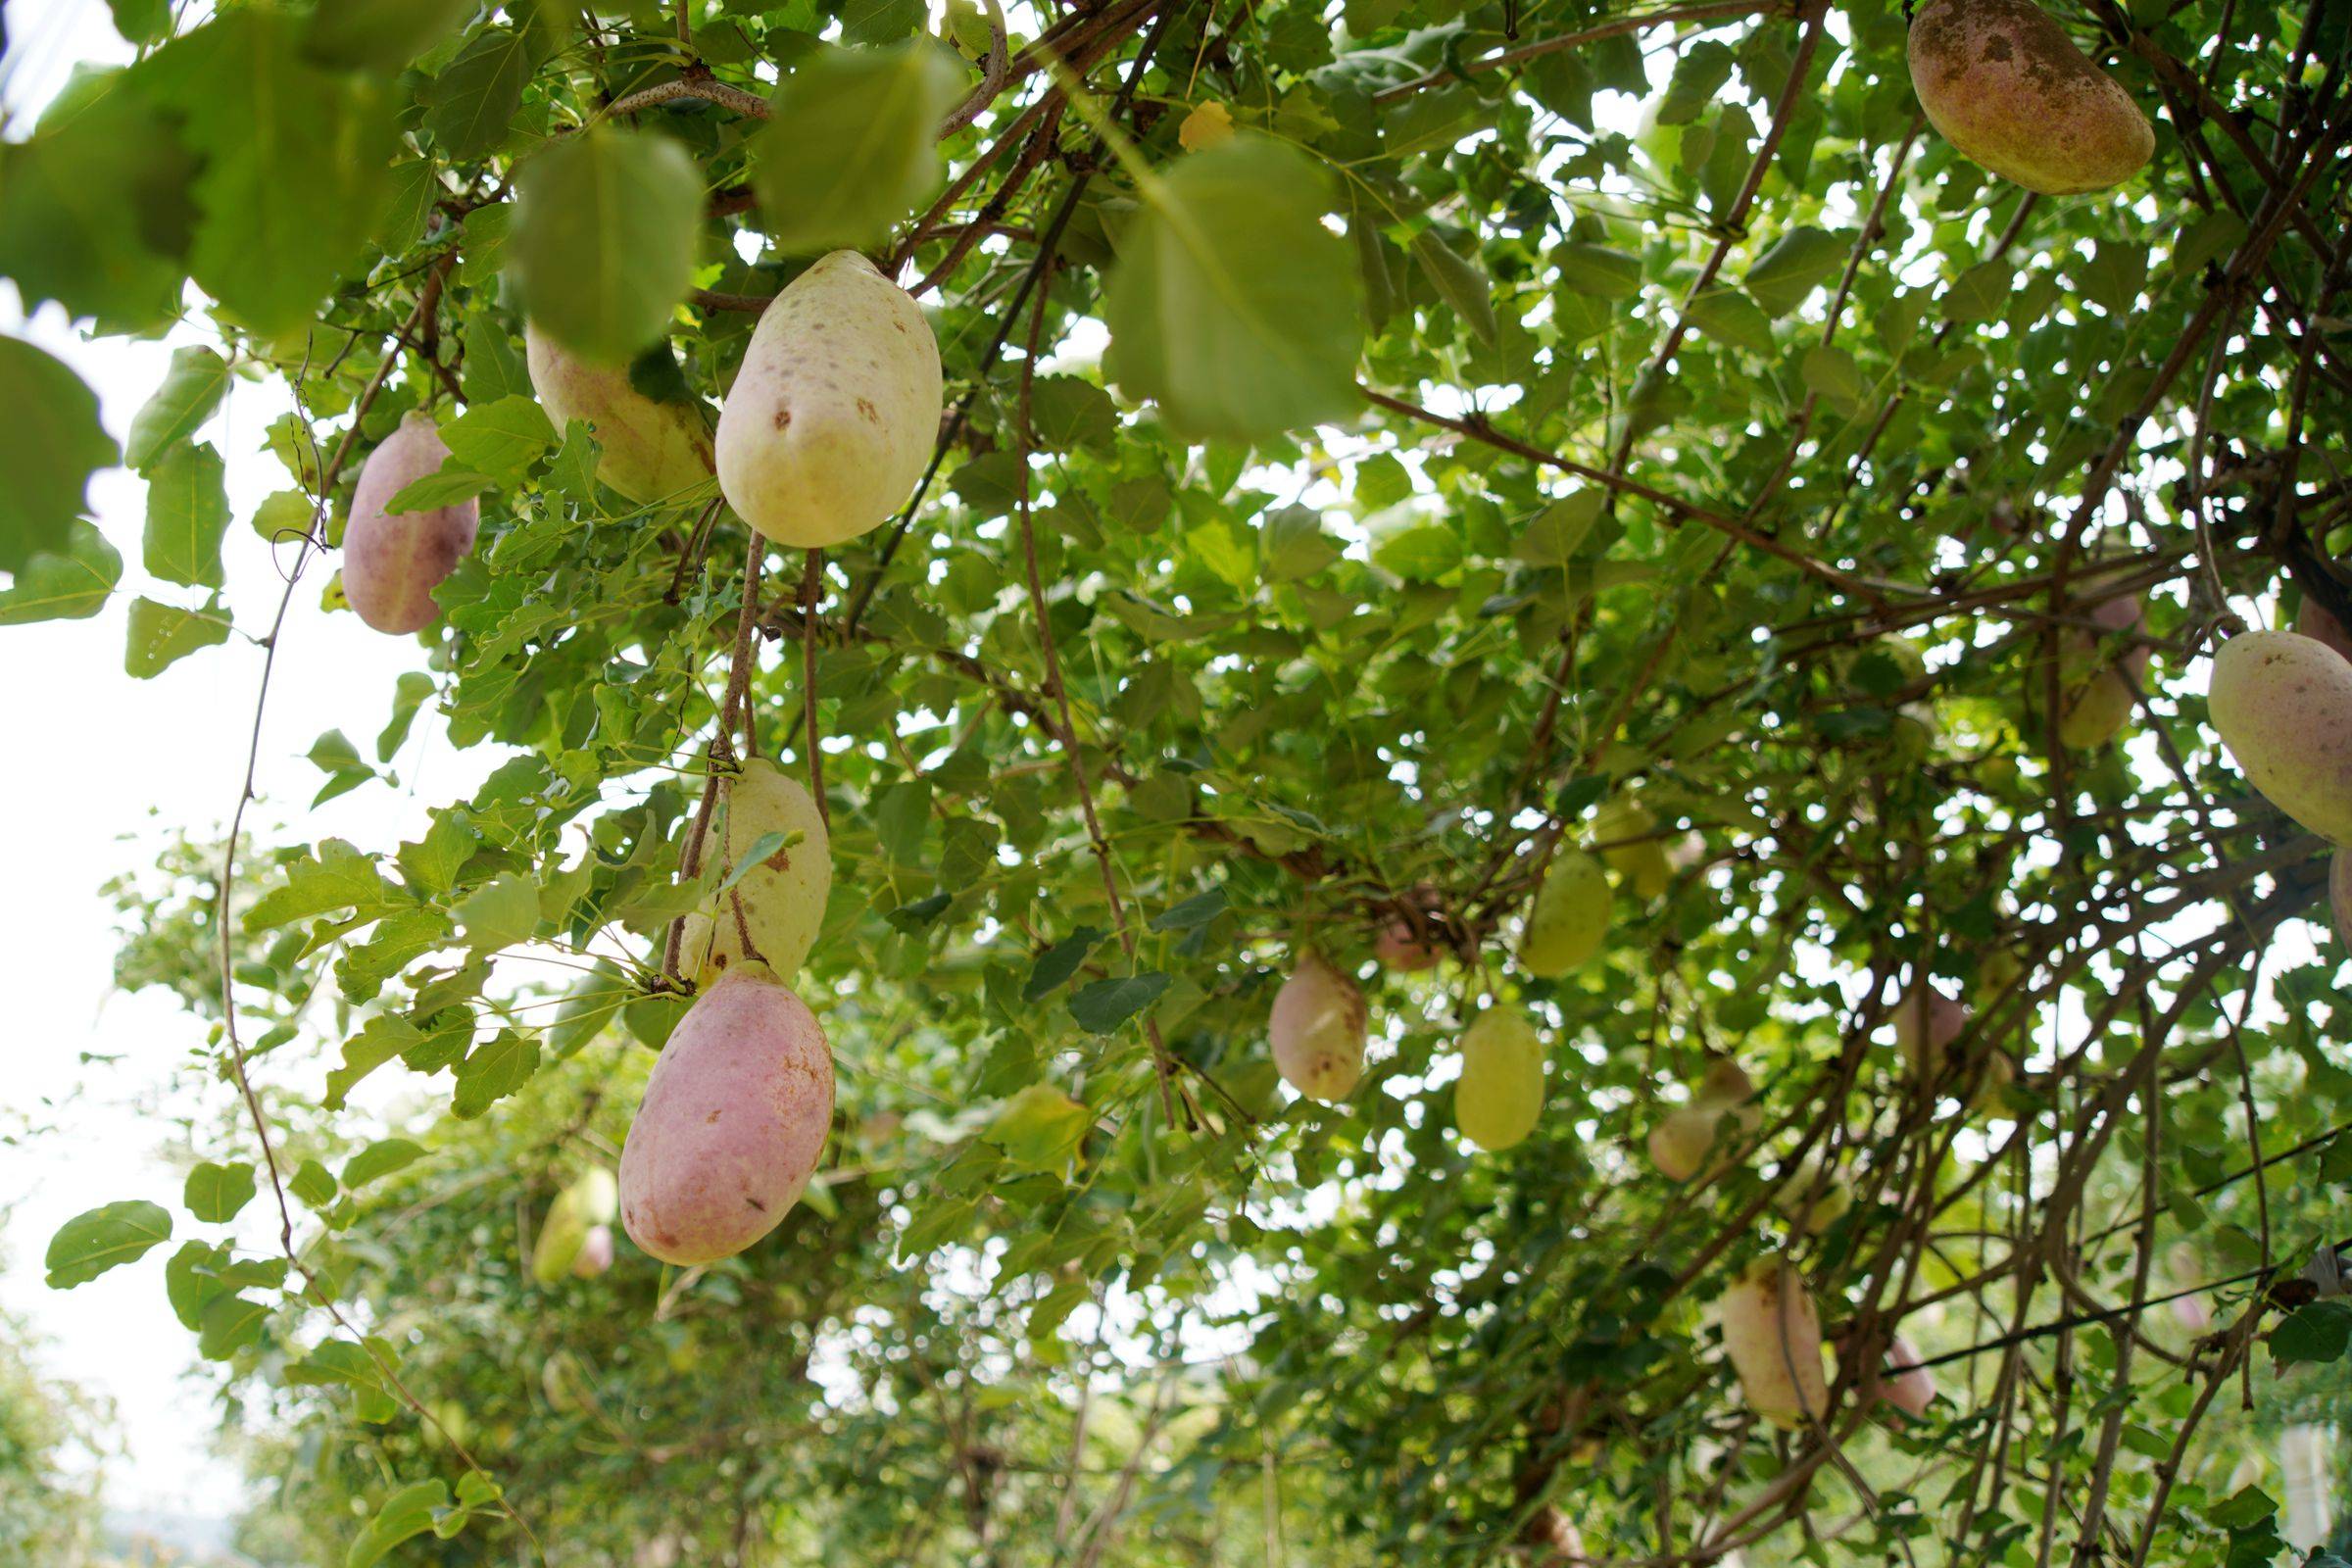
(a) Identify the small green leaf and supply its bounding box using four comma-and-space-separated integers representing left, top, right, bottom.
290, 1158, 339, 1207
1744, 225, 1847, 317
421, 28, 533, 161
1069, 971, 1171, 1034
1261, 506, 1341, 583
143, 441, 231, 588
1554, 243, 1642, 301
1800, 344, 1866, 416
1150, 889, 1228, 932
250, 490, 317, 544
184, 1162, 258, 1224
0, 520, 122, 625
124, 595, 232, 678
1512, 492, 1602, 570
751, 41, 964, 253
126, 348, 230, 472
1684, 289, 1777, 356
347, 1480, 450, 1568
988, 1082, 1092, 1170
455, 872, 540, 950
45, 1200, 172, 1289
342, 1138, 428, 1190
2270, 1300, 2352, 1366
511, 127, 703, 365
439, 394, 557, 484
1373, 522, 1462, 581
453, 1030, 539, 1118
246, 839, 404, 930
1024, 925, 1106, 1002
1408, 229, 1496, 346
197, 1290, 271, 1359
307, 0, 476, 72
713, 830, 802, 898
1658, 39, 1735, 124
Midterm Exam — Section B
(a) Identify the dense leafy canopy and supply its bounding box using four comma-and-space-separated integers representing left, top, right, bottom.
10, 0, 2352, 1561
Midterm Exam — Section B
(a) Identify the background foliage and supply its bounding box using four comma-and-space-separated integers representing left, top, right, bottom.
6, 0, 2352, 1561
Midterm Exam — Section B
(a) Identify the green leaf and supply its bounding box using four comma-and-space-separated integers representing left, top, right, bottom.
2270, 1300, 2352, 1366
290, 1159, 339, 1207
245, 839, 405, 931
342, 1139, 428, 1190
988, 1083, 1092, 1170
1408, 230, 1496, 346
141, 11, 396, 336
1744, 225, 1847, 317
453, 1030, 540, 1118
0, 520, 122, 625
1373, 523, 1461, 581
347, 1480, 450, 1568
107, 0, 172, 45
547, 962, 632, 1057
1554, 243, 1642, 301
1103, 133, 1362, 441
306, 0, 476, 72
439, 394, 557, 484
143, 442, 231, 589
196, 1291, 271, 1359
421, 28, 534, 162
1068, 971, 1171, 1034
461, 316, 528, 406
0, 337, 117, 573
385, 468, 495, 514
751, 42, 964, 254
124, 595, 232, 678
1511, 491, 1602, 570
455, 872, 541, 950
714, 830, 801, 899
841, 0, 928, 45
1150, 888, 1229, 931
45, 1200, 172, 1289
511, 127, 704, 365
126, 348, 231, 472
1800, 344, 1866, 416
1024, 925, 1107, 1003
1684, 289, 1777, 356
1658, 40, 1735, 124
325, 1015, 422, 1110
184, 1162, 258, 1224
0, 74, 197, 330
1261, 506, 1341, 582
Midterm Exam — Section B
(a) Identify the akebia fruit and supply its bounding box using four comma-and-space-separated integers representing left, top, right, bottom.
1592, 799, 1673, 900
1907, 0, 2154, 195
529, 1167, 616, 1286
573, 1224, 614, 1279
1890, 983, 1968, 1075
525, 325, 714, 504
1269, 954, 1367, 1102
1716, 1256, 1831, 1428
677, 760, 832, 984
1520, 851, 1611, 977
618, 963, 834, 1266
714, 251, 943, 549
1374, 917, 1442, 972
343, 411, 477, 635
1843, 1332, 1936, 1418
1646, 1103, 1723, 1182
2056, 591, 2149, 749
2210, 630, 2352, 845
1453, 1006, 1545, 1152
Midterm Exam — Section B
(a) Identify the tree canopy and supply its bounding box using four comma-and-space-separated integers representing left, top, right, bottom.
7, 0, 2352, 1561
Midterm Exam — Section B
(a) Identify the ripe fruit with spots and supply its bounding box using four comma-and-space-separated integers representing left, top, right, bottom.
1520, 851, 1611, 977
677, 760, 832, 985
1453, 1006, 1545, 1152
714, 250, 943, 549
618, 963, 834, 1267
1907, 0, 2153, 194
343, 412, 477, 635
2208, 630, 2352, 845
525, 325, 714, 504
1269, 953, 1367, 1102
1716, 1256, 1831, 1428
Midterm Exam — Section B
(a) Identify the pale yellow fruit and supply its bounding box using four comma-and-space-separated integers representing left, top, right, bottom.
1453, 1007, 1545, 1152
1716, 1256, 1830, 1428
1269, 954, 1366, 1102
678, 760, 832, 984
2056, 592, 2148, 750
1647, 1103, 1723, 1182
1908, 0, 2153, 195
1520, 851, 1611, 977
2209, 630, 2352, 845
525, 325, 714, 504
1592, 799, 1673, 899
714, 251, 943, 549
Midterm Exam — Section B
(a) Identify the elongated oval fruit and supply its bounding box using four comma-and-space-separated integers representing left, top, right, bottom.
714, 251, 943, 549
1269, 953, 1366, 1102
572, 1224, 614, 1279
1842, 1331, 1936, 1417
2297, 596, 2352, 662
530, 1169, 616, 1284
1454, 1006, 1545, 1152
1907, 0, 2153, 195
525, 324, 714, 504
2057, 591, 2149, 750
1891, 984, 1968, 1076
618, 963, 834, 1266
1374, 917, 1442, 972
344, 411, 477, 634
677, 760, 832, 984
1647, 1102, 1723, 1182
2208, 630, 2352, 845
1716, 1256, 1831, 1428
1695, 1056, 1754, 1108
1593, 799, 1673, 900
1520, 851, 1611, 977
